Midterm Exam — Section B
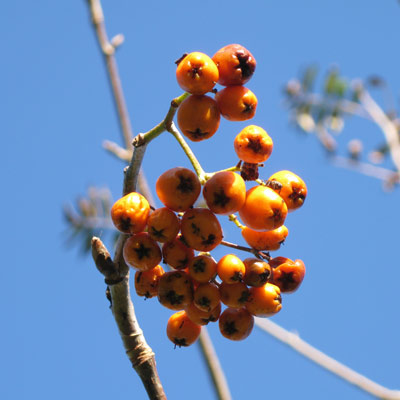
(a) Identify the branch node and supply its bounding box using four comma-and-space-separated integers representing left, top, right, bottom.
105, 276, 125, 285
170, 99, 179, 108
103, 42, 115, 56
133, 133, 146, 147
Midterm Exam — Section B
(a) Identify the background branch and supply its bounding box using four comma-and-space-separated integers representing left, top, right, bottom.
87, 0, 133, 150
356, 84, 400, 175
198, 328, 232, 400
285, 68, 400, 188
255, 318, 400, 400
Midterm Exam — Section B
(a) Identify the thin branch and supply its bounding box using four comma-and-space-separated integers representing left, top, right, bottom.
101, 142, 156, 205
220, 240, 270, 261
137, 92, 189, 145
315, 124, 337, 153
137, 169, 156, 208
198, 328, 232, 400
87, 0, 133, 150
123, 143, 148, 195
167, 122, 208, 183
92, 238, 165, 399
331, 155, 400, 185
357, 85, 400, 175
255, 318, 400, 400
103, 140, 132, 162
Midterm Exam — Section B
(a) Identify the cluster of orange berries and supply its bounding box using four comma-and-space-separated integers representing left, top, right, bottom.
176, 44, 257, 142
110, 44, 307, 347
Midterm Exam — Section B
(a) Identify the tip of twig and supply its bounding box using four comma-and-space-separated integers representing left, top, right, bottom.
91, 237, 119, 280
111, 33, 124, 48
91, 236, 103, 250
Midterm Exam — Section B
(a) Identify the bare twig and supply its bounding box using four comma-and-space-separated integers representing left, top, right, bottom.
331, 155, 400, 185
220, 240, 270, 261
137, 169, 156, 208
198, 328, 232, 400
255, 318, 400, 400
103, 140, 132, 162
357, 85, 400, 175
315, 124, 337, 153
123, 142, 148, 196
92, 238, 165, 399
101, 141, 156, 205
87, 0, 133, 150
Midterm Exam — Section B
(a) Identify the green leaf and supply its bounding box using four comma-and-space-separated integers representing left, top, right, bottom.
301, 65, 318, 92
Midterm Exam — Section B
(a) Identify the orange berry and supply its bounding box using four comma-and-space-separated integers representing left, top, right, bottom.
123, 233, 162, 271
188, 254, 217, 283
219, 281, 250, 308
271, 257, 306, 293
147, 207, 180, 243
241, 225, 289, 251
111, 192, 150, 234
185, 301, 221, 326
167, 310, 201, 347
243, 258, 271, 287
219, 307, 254, 341
246, 283, 282, 317
215, 86, 257, 121
269, 256, 294, 269
134, 265, 165, 298
193, 282, 221, 312
176, 52, 219, 95
239, 186, 288, 231
234, 125, 273, 164
162, 236, 194, 270
177, 95, 220, 142
156, 167, 201, 212
217, 254, 246, 284
266, 170, 307, 212
158, 270, 193, 310
180, 208, 223, 252
203, 171, 246, 215
212, 44, 256, 86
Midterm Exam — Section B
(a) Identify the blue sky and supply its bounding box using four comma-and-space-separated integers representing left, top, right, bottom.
2, 1, 400, 399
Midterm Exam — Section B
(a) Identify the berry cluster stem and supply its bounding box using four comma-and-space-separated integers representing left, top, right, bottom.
220, 240, 270, 261
137, 92, 190, 145
167, 122, 208, 184
228, 214, 244, 229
